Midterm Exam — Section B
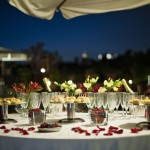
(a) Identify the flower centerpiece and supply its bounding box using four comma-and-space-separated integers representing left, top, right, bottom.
12, 81, 43, 109
54, 75, 99, 97
54, 76, 99, 112
77, 75, 100, 93
98, 78, 123, 93
54, 80, 78, 96
12, 81, 43, 94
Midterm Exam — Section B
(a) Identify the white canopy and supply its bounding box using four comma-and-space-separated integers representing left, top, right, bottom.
8, 0, 150, 20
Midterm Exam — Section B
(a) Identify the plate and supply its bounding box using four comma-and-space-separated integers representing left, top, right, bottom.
37, 126, 62, 132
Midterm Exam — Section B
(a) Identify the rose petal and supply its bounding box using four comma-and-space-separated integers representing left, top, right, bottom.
28, 127, 35, 131
104, 132, 113, 136
4, 129, 10, 133
92, 129, 100, 134
131, 128, 139, 133
109, 129, 117, 133
114, 129, 123, 134
131, 128, 143, 133
0, 125, 6, 129
92, 129, 101, 136
109, 126, 118, 130
85, 132, 91, 136
97, 125, 105, 131
22, 130, 29, 135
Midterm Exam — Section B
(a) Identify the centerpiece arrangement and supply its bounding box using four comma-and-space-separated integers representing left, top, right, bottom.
12, 81, 43, 94
0, 81, 40, 124
8, 76, 134, 125
53, 76, 124, 124
12, 81, 44, 125
53, 75, 99, 123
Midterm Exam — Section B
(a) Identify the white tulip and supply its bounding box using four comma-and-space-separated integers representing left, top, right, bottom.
83, 83, 91, 90
98, 87, 107, 93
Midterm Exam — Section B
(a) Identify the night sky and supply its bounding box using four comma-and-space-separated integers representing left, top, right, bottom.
1, 0, 150, 62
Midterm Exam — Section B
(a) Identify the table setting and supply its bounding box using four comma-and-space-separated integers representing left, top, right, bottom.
0, 76, 150, 150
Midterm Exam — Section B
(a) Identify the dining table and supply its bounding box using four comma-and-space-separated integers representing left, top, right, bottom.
0, 111, 150, 150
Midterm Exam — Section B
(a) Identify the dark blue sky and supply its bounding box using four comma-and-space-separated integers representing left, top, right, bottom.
1, 0, 150, 61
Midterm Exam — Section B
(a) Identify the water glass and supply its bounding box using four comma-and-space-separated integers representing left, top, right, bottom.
29, 92, 41, 109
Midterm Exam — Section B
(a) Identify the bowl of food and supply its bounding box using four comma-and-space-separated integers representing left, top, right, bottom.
37, 122, 62, 132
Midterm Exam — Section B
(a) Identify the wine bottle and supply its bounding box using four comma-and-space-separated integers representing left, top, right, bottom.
43, 77, 51, 92
122, 79, 134, 93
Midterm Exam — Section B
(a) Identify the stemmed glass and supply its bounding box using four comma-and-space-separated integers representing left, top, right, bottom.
120, 92, 126, 117
123, 93, 130, 117
102, 93, 108, 110
107, 92, 118, 120
40, 92, 51, 120
115, 92, 121, 115
100, 92, 108, 125
61, 92, 69, 112
84, 92, 95, 111
94, 93, 104, 108
122, 92, 138, 118
127, 92, 139, 118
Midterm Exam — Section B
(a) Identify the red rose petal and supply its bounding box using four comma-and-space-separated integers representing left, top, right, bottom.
109, 129, 117, 133
109, 126, 118, 130
114, 129, 123, 134
4, 129, 10, 133
72, 127, 91, 136
96, 125, 105, 131
104, 132, 113, 136
131, 128, 143, 133
131, 128, 139, 133
92, 129, 101, 136
22, 130, 29, 135
85, 132, 91, 136
92, 129, 100, 134
11, 127, 23, 131
0, 125, 6, 129
28, 127, 35, 131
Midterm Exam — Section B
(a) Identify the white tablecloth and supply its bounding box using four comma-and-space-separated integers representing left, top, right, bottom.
0, 112, 150, 150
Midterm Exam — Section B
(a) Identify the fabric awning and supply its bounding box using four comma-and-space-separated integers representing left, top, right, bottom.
8, 0, 150, 20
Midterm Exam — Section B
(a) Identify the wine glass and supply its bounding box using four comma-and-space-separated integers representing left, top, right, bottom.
115, 93, 121, 115
107, 92, 118, 120
94, 93, 104, 108
41, 92, 52, 120
128, 92, 139, 118
102, 93, 108, 110
84, 92, 95, 111
120, 92, 126, 117
61, 92, 69, 112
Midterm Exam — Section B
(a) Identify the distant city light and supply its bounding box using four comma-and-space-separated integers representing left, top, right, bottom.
40, 68, 46, 73
82, 52, 88, 58
106, 53, 112, 59
98, 54, 103, 60
128, 79, 133, 84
